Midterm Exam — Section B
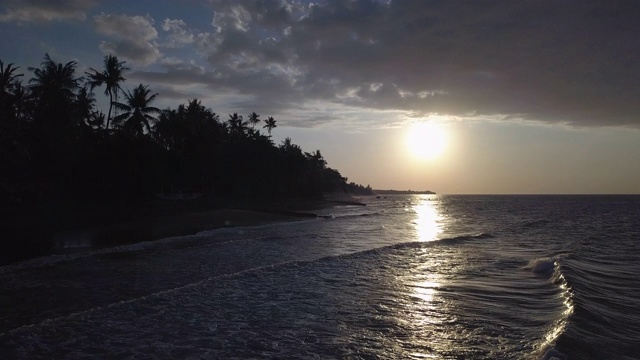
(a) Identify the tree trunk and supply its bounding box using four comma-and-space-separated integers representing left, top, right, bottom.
105, 90, 113, 130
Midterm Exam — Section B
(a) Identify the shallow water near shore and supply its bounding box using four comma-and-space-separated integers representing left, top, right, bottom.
1, 195, 639, 359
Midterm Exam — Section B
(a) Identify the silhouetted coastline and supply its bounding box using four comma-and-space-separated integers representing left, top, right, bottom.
0, 54, 372, 265
373, 189, 436, 195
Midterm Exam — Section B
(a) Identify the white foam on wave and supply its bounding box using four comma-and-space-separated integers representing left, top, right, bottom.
525, 256, 575, 360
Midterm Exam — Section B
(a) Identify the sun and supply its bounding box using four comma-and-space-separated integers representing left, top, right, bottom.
405, 122, 448, 160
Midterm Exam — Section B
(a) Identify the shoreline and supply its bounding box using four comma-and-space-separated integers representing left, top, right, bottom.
84, 208, 318, 249
1, 194, 367, 266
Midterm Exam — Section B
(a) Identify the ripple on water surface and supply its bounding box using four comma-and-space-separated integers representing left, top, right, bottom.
2, 238, 569, 360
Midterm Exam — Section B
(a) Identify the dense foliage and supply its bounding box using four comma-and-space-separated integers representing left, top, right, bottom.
0, 54, 372, 262
1, 54, 372, 207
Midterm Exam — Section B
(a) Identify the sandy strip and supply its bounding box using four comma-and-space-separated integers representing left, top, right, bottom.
87, 208, 318, 248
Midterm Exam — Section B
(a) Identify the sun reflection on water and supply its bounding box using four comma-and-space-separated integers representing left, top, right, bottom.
391, 195, 573, 358
410, 278, 440, 304
398, 249, 452, 357
408, 195, 446, 312
398, 196, 456, 357
413, 195, 445, 242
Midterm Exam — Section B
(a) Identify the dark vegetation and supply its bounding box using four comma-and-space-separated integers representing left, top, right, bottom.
0, 54, 373, 264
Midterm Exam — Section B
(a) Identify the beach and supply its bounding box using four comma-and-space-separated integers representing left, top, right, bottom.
41, 193, 367, 256
0, 192, 365, 266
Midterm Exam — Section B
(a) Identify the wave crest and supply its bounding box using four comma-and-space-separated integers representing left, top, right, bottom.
525, 257, 557, 275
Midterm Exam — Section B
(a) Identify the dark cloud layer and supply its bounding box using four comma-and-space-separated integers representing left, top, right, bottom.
10, 0, 638, 127
137, 0, 638, 127
0, 0, 98, 22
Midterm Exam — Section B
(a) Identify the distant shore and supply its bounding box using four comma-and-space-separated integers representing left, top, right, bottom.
373, 189, 435, 195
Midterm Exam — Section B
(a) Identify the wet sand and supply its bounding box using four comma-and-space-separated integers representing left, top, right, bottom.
58, 194, 366, 250
1, 194, 366, 264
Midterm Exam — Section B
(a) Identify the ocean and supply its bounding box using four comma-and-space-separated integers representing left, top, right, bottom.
1, 195, 639, 359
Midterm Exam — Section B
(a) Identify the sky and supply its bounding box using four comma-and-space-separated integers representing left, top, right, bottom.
2, 0, 640, 194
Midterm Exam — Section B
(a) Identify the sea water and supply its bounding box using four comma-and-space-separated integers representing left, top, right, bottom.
1, 195, 639, 359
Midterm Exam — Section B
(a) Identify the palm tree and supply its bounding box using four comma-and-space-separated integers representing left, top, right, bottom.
112, 84, 160, 136
28, 54, 82, 130
28, 54, 80, 103
0, 60, 24, 121
280, 137, 301, 155
248, 111, 260, 128
75, 86, 96, 127
263, 116, 277, 137
1, 60, 25, 150
227, 112, 248, 135
0, 60, 23, 95
87, 111, 105, 129
86, 55, 130, 130
10, 82, 31, 121
308, 149, 326, 169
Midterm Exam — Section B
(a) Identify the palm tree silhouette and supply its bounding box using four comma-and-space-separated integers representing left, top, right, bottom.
10, 82, 31, 121
28, 53, 82, 131
263, 116, 277, 137
0, 60, 23, 95
75, 86, 97, 127
227, 112, 248, 135
87, 111, 105, 129
1, 60, 25, 145
280, 137, 302, 155
248, 111, 260, 128
112, 84, 159, 136
28, 54, 80, 103
308, 149, 326, 169
86, 55, 130, 130
0, 61, 24, 121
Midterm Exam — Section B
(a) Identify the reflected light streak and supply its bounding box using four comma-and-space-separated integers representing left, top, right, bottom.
402, 259, 450, 356
413, 195, 444, 242
405, 198, 453, 357
391, 196, 457, 357
411, 279, 440, 303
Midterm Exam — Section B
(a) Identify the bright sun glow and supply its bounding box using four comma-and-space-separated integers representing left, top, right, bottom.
406, 122, 448, 160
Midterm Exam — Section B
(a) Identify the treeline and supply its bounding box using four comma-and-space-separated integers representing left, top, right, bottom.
1, 54, 372, 260
1, 53, 373, 205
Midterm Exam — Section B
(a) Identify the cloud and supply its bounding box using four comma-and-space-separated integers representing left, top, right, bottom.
132, 62, 211, 86
98, 40, 161, 67
160, 57, 184, 66
0, 0, 97, 23
127, 0, 640, 128
212, 3, 252, 33
94, 13, 157, 40
161, 19, 195, 48
93, 13, 161, 65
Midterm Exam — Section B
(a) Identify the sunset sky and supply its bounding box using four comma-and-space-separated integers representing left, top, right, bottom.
2, 0, 640, 194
